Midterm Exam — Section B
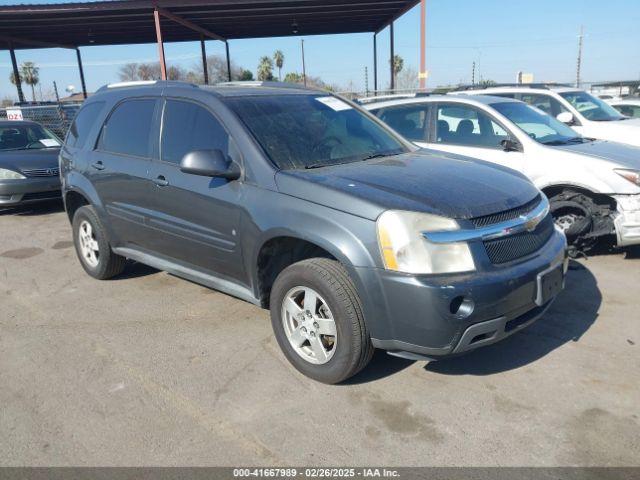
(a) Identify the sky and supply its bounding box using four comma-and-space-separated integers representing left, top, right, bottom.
1, 0, 639, 100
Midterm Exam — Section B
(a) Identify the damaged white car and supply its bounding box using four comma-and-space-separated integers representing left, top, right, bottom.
365, 95, 640, 254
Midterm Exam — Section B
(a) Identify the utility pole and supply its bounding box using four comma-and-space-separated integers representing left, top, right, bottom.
576, 25, 584, 88
471, 62, 475, 86
364, 66, 369, 96
301, 39, 307, 87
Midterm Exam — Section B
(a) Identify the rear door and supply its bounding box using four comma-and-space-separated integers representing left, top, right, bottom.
88, 97, 159, 247
146, 95, 244, 281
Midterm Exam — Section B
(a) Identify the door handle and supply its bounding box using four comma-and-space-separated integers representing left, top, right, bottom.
91, 161, 105, 170
154, 175, 169, 187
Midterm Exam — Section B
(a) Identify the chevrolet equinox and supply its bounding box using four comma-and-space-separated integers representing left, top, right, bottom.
61, 81, 567, 383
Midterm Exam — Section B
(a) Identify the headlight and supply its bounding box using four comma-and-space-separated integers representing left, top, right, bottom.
614, 169, 640, 187
376, 210, 475, 274
0, 168, 26, 180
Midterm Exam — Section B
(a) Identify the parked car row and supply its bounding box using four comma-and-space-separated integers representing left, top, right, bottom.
1, 79, 636, 384
364, 91, 640, 253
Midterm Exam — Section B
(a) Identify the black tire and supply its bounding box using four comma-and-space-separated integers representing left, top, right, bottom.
549, 191, 598, 254
72, 205, 126, 279
270, 258, 374, 384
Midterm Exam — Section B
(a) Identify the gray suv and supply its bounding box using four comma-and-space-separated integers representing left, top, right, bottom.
61, 81, 567, 383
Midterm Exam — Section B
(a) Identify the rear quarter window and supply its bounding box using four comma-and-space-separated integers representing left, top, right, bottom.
65, 101, 105, 149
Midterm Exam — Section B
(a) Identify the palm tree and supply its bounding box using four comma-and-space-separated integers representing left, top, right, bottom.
257, 56, 274, 81
273, 50, 285, 81
21, 62, 39, 102
9, 61, 40, 102
391, 55, 404, 89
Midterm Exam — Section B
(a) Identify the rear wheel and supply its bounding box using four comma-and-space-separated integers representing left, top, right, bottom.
270, 258, 373, 384
72, 205, 126, 279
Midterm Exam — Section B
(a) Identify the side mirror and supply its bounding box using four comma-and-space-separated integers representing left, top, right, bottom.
556, 112, 574, 125
500, 139, 521, 152
180, 149, 240, 180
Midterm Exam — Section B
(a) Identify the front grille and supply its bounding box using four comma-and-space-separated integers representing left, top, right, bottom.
21, 167, 60, 177
483, 214, 555, 264
470, 194, 541, 228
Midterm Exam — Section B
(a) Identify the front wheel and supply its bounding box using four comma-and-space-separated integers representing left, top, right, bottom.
270, 258, 373, 384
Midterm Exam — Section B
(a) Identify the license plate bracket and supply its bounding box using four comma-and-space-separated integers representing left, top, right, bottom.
535, 264, 564, 306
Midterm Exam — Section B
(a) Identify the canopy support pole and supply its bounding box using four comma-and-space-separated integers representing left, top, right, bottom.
153, 8, 167, 80
76, 47, 87, 99
9, 46, 25, 103
389, 21, 395, 92
225, 41, 231, 82
419, 0, 426, 90
200, 36, 209, 84
373, 33, 378, 94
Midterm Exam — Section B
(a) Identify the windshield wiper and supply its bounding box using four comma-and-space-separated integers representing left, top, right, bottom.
359, 151, 403, 162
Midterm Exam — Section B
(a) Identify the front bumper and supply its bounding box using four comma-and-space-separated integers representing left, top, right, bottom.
613, 194, 640, 247
361, 230, 568, 359
0, 177, 62, 206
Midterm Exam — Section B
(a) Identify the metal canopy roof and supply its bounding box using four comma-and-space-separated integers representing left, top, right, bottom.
0, 0, 419, 50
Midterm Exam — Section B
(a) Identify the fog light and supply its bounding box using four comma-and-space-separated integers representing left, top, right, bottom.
450, 296, 475, 318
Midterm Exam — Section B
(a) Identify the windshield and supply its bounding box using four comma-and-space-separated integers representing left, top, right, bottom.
0, 123, 61, 151
491, 101, 585, 145
559, 91, 626, 121
225, 94, 408, 169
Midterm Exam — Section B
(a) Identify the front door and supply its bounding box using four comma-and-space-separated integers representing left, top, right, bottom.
146, 97, 244, 282
424, 102, 525, 173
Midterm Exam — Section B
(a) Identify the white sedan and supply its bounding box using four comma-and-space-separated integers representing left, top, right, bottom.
608, 98, 640, 119
364, 94, 640, 253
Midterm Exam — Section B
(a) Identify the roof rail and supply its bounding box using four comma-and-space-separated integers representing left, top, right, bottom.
451, 82, 573, 92
215, 80, 318, 91
356, 92, 432, 105
96, 80, 198, 93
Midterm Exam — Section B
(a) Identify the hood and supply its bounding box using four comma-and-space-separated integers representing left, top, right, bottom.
585, 118, 640, 147
0, 148, 60, 174
275, 150, 540, 220
556, 140, 640, 170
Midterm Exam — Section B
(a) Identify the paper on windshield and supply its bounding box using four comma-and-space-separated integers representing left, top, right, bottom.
39, 139, 60, 147
316, 96, 352, 112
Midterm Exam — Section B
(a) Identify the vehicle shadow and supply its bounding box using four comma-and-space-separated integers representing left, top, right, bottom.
0, 199, 64, 216
424, 260, 600, 376
342, 349, 415, 385
114, 261, 160, 280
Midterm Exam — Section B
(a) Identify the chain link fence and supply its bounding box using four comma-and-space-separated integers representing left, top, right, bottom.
0, 103, 83, 140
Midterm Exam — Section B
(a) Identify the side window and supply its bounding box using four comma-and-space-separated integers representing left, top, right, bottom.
435, 104, 506, 148
161, 100, 229, 164
378, 105, 427, 141
520, 93, 569, 117
65, 101, 105, 148
97, 99, 156, 157
616, 105, 640, 118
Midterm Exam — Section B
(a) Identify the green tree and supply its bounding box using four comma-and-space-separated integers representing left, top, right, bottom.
478, 79, 497, 88
239, 69, 254, 81
9, 61, 40, 102
257, 56, 274, 81
284, 72, 303, 83
273, 50, 285, 81
391, 55, 404, 88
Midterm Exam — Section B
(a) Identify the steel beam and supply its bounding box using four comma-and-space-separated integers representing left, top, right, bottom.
156, 7, 225, 41
76, 47, 87, 99
200, 36, 209, 84
225, 41, 231, 82
153, 8, 167, 80
373, 33, 377, 93
9, 47, 25, 103
389, 21, 394, 91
